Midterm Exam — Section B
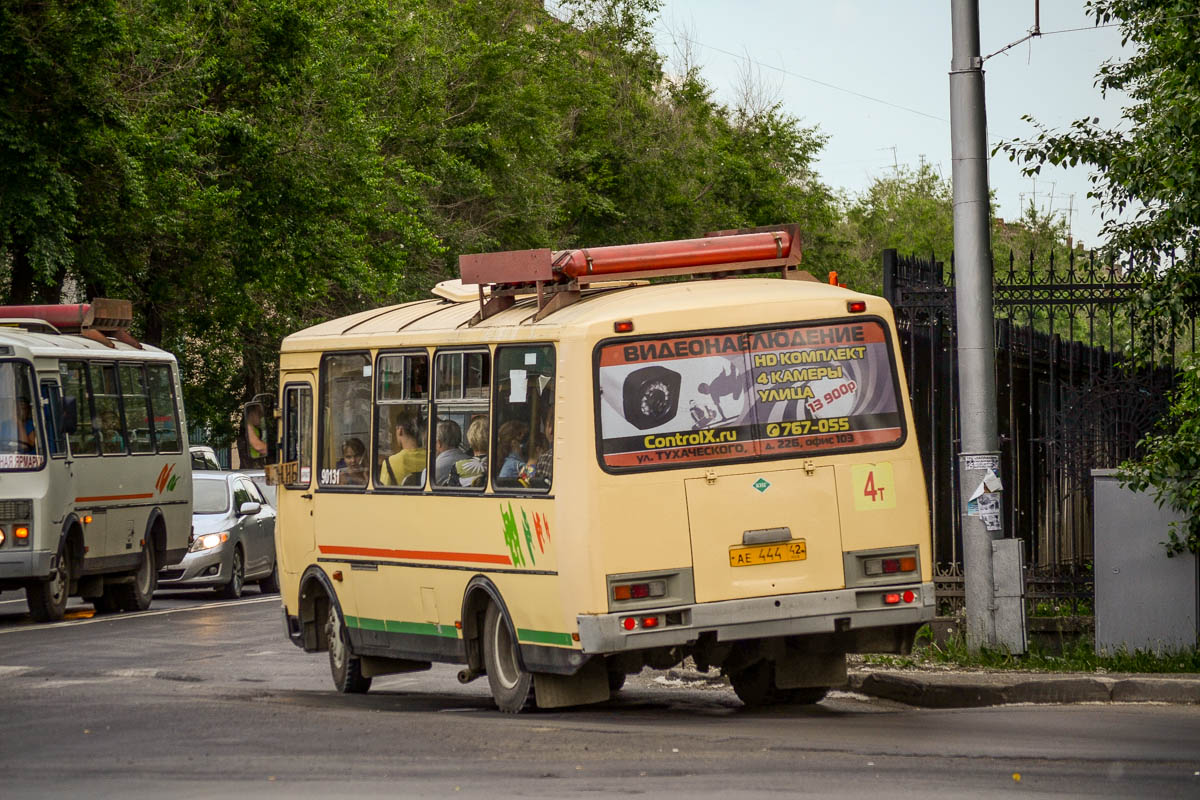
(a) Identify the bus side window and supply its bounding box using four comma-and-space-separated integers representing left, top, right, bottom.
432, 350, 489, 490
318, 353, 372, 489
146, 364, 181, 453
119, 364, 155, 454
374, 352, 429, 490
492, 345, 554, 492
282, 384, 313, 488
93, 363, 127, 455
39, 382, 67, 457
60, 361, 99, 456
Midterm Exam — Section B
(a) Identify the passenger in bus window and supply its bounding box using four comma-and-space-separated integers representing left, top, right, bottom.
434, 419, 468, 485
526, 404, 554, 489
338, 437, 367, 486
452, 415, 489, 487
496, 420, 529, 480
100, 410, 125, 453
380, 415, 426, 486
16, 397, 36, 453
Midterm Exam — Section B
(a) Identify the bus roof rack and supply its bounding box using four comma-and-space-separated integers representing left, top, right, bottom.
0, 299, 141, 349
459, 224, 810, 324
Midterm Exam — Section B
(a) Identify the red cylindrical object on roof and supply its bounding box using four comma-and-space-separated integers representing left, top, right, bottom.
0, 303, 93, 329
553, 230, 793, 278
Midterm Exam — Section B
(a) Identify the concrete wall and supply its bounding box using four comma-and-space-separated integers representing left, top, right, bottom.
1093, 470, 1199, 655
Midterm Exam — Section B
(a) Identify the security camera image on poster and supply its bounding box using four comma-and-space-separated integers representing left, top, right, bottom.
597, 321, 903, 469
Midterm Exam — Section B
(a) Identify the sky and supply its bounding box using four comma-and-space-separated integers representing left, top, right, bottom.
649, 0, 1131, 250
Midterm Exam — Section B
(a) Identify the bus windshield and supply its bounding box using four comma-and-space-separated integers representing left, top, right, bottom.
0, 362, 44, 469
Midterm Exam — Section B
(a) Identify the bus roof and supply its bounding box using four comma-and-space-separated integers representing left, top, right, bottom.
0, 327, 174, 361
281, 277, 876, 352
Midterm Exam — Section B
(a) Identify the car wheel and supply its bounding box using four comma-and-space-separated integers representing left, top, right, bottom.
27, 541, 72, 622
483, 603, 533, 713
326, 601, 371, 694
258, 556, 280, 594
113, 539, 156, 612
218, 546, 244, 600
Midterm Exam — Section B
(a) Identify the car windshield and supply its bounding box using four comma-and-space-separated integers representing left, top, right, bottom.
0, 362, 45, 470
193, 478, 231, 514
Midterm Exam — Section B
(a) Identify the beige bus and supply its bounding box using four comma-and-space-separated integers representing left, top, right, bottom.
274, 226, 934, 711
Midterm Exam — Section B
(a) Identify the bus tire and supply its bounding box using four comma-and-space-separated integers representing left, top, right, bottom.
326, 601, 371, 694
114, 539, 157, 612
27, 541, 72, 622
780, 686, 828, 704
258, 556, 280, 594
729, 660, 778, 708
483, 603, 533, 713
218, 546, 245, 600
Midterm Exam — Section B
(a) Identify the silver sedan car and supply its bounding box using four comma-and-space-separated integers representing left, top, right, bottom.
158, 471, 278, 598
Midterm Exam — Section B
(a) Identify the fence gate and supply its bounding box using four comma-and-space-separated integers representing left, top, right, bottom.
883, 247, 1196, 615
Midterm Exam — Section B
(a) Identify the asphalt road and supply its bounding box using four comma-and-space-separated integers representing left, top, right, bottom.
1, 588, 1198, 799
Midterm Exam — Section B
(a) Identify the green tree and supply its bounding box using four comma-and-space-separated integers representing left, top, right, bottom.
998, 0, 1200, 552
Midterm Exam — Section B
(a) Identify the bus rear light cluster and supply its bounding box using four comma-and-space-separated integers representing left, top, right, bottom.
612, 580, 666, 602
883, 590, 918, 606
864, 556, 917, 576
620, 611, 684, 632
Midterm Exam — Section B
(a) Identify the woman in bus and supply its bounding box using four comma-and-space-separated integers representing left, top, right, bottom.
380, 415, 426, 486
496, 419, 529, 481
451, 415, 489, 487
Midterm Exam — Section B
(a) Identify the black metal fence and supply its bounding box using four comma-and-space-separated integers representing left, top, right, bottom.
883, 247, 1198, 614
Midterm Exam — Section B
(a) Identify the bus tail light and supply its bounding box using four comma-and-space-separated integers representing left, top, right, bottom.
883, 592, 901, 605
641, 616, 659, 628
863, 555, 917, 576
14, 526, 29, 545
847, 300, 867, 313
612, 580, 666, 602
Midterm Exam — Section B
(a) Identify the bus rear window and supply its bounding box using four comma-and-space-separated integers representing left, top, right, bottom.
595, 319, 904, 471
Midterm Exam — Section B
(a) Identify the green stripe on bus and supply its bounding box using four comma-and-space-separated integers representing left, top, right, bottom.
517, 628, 574, 646
345, 616, 458, 639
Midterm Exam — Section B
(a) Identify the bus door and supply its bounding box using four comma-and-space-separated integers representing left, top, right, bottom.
278, 378, 315, 576
38, 374, 72, 529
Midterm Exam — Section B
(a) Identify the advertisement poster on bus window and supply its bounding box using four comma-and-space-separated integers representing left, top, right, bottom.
596, 320, 903, 469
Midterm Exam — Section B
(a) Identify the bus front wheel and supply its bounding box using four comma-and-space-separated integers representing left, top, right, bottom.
27, 542, 72, 622
483, 603, 533, 713
326, 601, 371, 694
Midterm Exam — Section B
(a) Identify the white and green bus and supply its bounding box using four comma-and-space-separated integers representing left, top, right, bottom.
0, 301, 192, 621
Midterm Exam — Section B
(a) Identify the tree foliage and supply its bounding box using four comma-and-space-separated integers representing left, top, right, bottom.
998, 0, 1200, 552
0, 0, 841, 439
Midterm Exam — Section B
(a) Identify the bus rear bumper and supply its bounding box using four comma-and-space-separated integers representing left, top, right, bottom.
577, 581, 936, 654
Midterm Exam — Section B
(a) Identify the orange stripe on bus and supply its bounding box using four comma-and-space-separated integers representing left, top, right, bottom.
318, 545, 512, 566
74, 493, 156, 503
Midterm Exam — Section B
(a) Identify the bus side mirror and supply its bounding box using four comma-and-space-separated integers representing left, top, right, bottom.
61, 396, 78, 435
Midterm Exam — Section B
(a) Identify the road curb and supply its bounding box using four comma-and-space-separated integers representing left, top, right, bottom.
847, 670, 1200, 707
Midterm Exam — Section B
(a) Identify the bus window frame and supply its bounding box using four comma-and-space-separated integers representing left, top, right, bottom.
282, 381, 314, 490
430, 345, 491, 495
61, 359, 100, 458
118, 362, 157, 456
490, 341, 556, 497
39, 379, 67, 459
372, 348, 431, 494
145, 362, 183, 454
0, 358, 48, 473
590, 315, 909, 475
91, 361, 130, 457
316, 350, 373, 494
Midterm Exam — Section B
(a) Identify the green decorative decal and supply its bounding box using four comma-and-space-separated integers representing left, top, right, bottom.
753, 477, 771, 493
500, 503, 525, 567
521, 508, 536, 566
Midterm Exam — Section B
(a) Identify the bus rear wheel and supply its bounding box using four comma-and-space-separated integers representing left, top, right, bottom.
27, 542, 72, 622
113, 539, 156, 612
483, 603, 533, 713
326, 601, 371, 694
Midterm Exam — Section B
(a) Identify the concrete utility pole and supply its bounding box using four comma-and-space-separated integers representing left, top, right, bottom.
949, 0, 1026, 654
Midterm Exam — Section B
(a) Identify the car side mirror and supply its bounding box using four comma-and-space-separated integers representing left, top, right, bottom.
62, 396, 78, 435
238, 501, 261, 516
